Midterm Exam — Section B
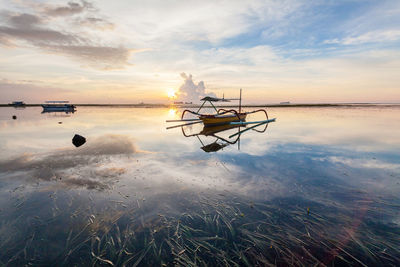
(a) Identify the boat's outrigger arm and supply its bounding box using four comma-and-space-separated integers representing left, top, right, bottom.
229, 118, 276, 138
166, 120, 202, 130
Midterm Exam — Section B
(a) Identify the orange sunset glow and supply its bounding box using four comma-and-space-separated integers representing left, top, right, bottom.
167, 89, 177, 99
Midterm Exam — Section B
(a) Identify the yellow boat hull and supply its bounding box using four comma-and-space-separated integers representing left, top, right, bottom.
200, 113, 247, 126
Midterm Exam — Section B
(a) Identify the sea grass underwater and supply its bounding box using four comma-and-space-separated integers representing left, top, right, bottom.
1, 189, 399, 266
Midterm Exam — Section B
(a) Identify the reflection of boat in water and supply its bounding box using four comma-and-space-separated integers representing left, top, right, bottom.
41, 101, 76, 113
171, 108, 272, 153
184, 124, 242, 152
182, 119, 271, 152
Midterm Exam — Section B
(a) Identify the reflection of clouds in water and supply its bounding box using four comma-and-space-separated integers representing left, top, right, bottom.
121, 155, 238, 195
243, 107, 400, 155
0, 135, 136, 190
327, 156, 400, 171
1, 133, 398, 202
212, 143, 400, 204
125, 151, 296, 202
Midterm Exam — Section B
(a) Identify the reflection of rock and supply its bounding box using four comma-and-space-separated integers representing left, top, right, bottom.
72, 134, 86, 147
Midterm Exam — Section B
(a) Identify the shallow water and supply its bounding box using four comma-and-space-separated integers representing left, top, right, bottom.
0, 106, 399, 266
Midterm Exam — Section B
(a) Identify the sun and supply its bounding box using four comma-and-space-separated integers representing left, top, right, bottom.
167, 89, 176, 99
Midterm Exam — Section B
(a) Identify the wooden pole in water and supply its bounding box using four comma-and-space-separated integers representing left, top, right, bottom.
239, 88, 242, 113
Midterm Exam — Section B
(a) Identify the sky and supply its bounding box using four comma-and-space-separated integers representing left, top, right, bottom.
0, 0, 399, 104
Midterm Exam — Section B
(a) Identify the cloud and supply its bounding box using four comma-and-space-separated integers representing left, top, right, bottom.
0, 35, 14, 46
9, 13, 42, 27
324, 30, 400, 45
110, 0, 305, 46
0, 23, 78, 44
76, 17, 115, 30
0, 2, 132, 69
176, 73, 216, 102
44, 45, 132, 70
43, 0, 93, 17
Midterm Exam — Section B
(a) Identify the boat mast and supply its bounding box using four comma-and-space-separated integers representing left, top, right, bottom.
239, 88, 242, 113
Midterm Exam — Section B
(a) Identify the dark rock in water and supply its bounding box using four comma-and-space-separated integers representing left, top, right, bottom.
12, 115, 17, 120
72, 134, 86, 147
58, 122, 62, 124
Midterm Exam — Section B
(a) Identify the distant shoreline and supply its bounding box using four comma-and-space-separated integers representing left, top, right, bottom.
1, 103, 399, 108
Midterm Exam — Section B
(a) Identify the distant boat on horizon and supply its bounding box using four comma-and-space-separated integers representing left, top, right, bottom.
41, 101, 76, 113
8, 101, 26, 107
280, 101, 290, 105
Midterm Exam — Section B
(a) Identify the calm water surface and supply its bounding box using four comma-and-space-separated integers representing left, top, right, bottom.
0, 106, 399, 266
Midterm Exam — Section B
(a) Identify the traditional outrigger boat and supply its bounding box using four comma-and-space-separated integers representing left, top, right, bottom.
166, 89, 276, 134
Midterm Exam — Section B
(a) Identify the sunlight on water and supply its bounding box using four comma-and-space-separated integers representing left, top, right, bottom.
0, 105, 399, 265
168, 108, 178, 117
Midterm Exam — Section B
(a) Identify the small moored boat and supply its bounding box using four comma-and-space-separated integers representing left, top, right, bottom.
42, 101, 76, 113
8, 101, 26, 107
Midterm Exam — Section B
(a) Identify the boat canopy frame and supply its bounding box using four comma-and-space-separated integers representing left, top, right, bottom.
44, 101, 70, 104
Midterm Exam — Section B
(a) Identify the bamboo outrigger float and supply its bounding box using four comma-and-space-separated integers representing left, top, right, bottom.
166, 89, 276, 135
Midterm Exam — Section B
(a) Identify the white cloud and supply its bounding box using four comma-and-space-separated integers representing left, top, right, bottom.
175, 73, 216, 102
97, 0, 305, 47
325, 30, 400, 45
323, 1, 400, 46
